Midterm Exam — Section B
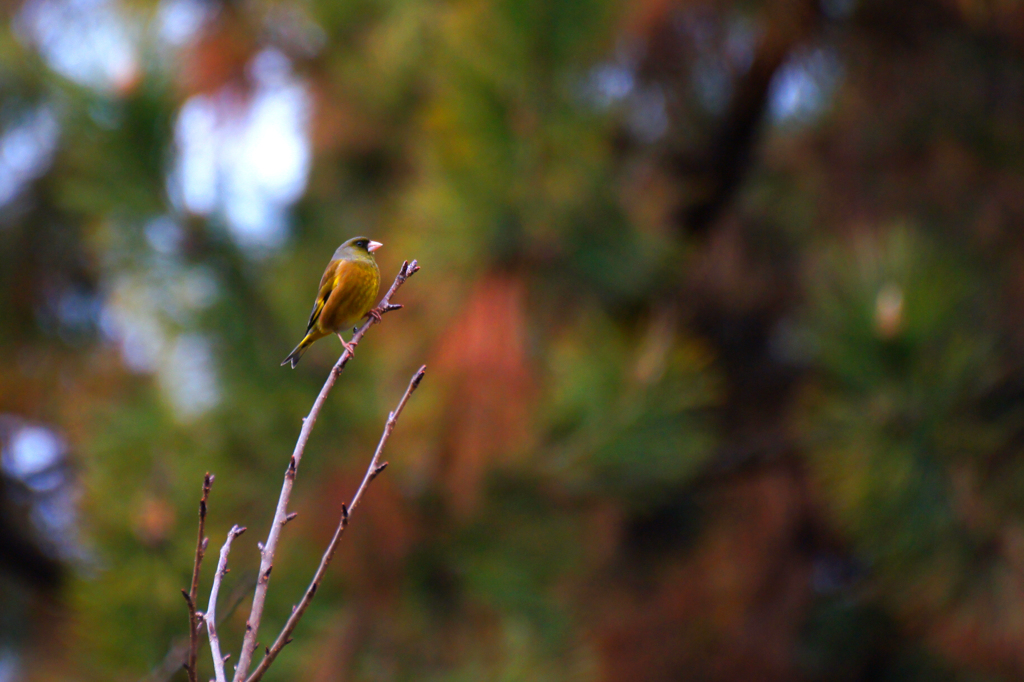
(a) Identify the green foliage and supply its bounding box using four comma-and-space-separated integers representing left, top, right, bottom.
799, 226, 1018, 603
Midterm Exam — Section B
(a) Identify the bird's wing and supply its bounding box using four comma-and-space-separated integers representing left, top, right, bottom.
305, 261, 338, 332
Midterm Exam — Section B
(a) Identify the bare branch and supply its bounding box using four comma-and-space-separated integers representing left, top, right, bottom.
245, 365, 427, 682
206, 525, 247, 682
231, 261, 420, 682
183, 473, 214, 682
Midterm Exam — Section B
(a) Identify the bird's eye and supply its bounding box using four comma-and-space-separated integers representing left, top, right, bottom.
357, 240, 368, 248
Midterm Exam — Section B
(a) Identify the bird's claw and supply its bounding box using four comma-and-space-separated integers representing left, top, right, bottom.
367, 308, 384, 323
337, 334, 356, 355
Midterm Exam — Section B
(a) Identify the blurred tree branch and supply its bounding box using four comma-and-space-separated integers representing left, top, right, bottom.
665, 0, 822, 235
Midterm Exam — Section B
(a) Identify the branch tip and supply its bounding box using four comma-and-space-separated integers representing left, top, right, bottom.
187, 471, 216, 682
205, 523, 243, 682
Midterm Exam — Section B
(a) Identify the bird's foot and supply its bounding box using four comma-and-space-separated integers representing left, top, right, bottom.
337, 334, 357, 355
366, 307, 384, 324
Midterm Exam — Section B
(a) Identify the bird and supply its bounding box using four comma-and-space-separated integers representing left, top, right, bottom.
281, 237, 383, 368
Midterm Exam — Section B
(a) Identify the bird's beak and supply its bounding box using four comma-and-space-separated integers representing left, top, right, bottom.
368, 241, 383, 253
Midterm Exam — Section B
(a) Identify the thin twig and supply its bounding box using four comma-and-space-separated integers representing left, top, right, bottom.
232, 260, 420, 682
206, 525, 247, 682
245, 365, 426, 682
182, 473, 213, 682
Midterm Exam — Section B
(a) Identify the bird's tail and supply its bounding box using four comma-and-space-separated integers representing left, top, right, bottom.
281, 336, 314, 368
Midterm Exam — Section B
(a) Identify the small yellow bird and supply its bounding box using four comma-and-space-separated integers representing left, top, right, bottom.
281, 237, 383, 368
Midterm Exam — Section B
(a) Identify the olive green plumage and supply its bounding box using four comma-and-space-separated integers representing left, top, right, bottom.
281, 237, 382, 368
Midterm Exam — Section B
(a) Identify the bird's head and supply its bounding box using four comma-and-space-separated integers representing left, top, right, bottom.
335, 237, 383, 260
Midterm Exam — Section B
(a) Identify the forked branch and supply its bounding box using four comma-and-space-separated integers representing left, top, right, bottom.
245, 365, 426, 682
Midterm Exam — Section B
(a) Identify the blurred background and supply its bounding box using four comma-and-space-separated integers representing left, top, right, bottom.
3, 0, 1024, 679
